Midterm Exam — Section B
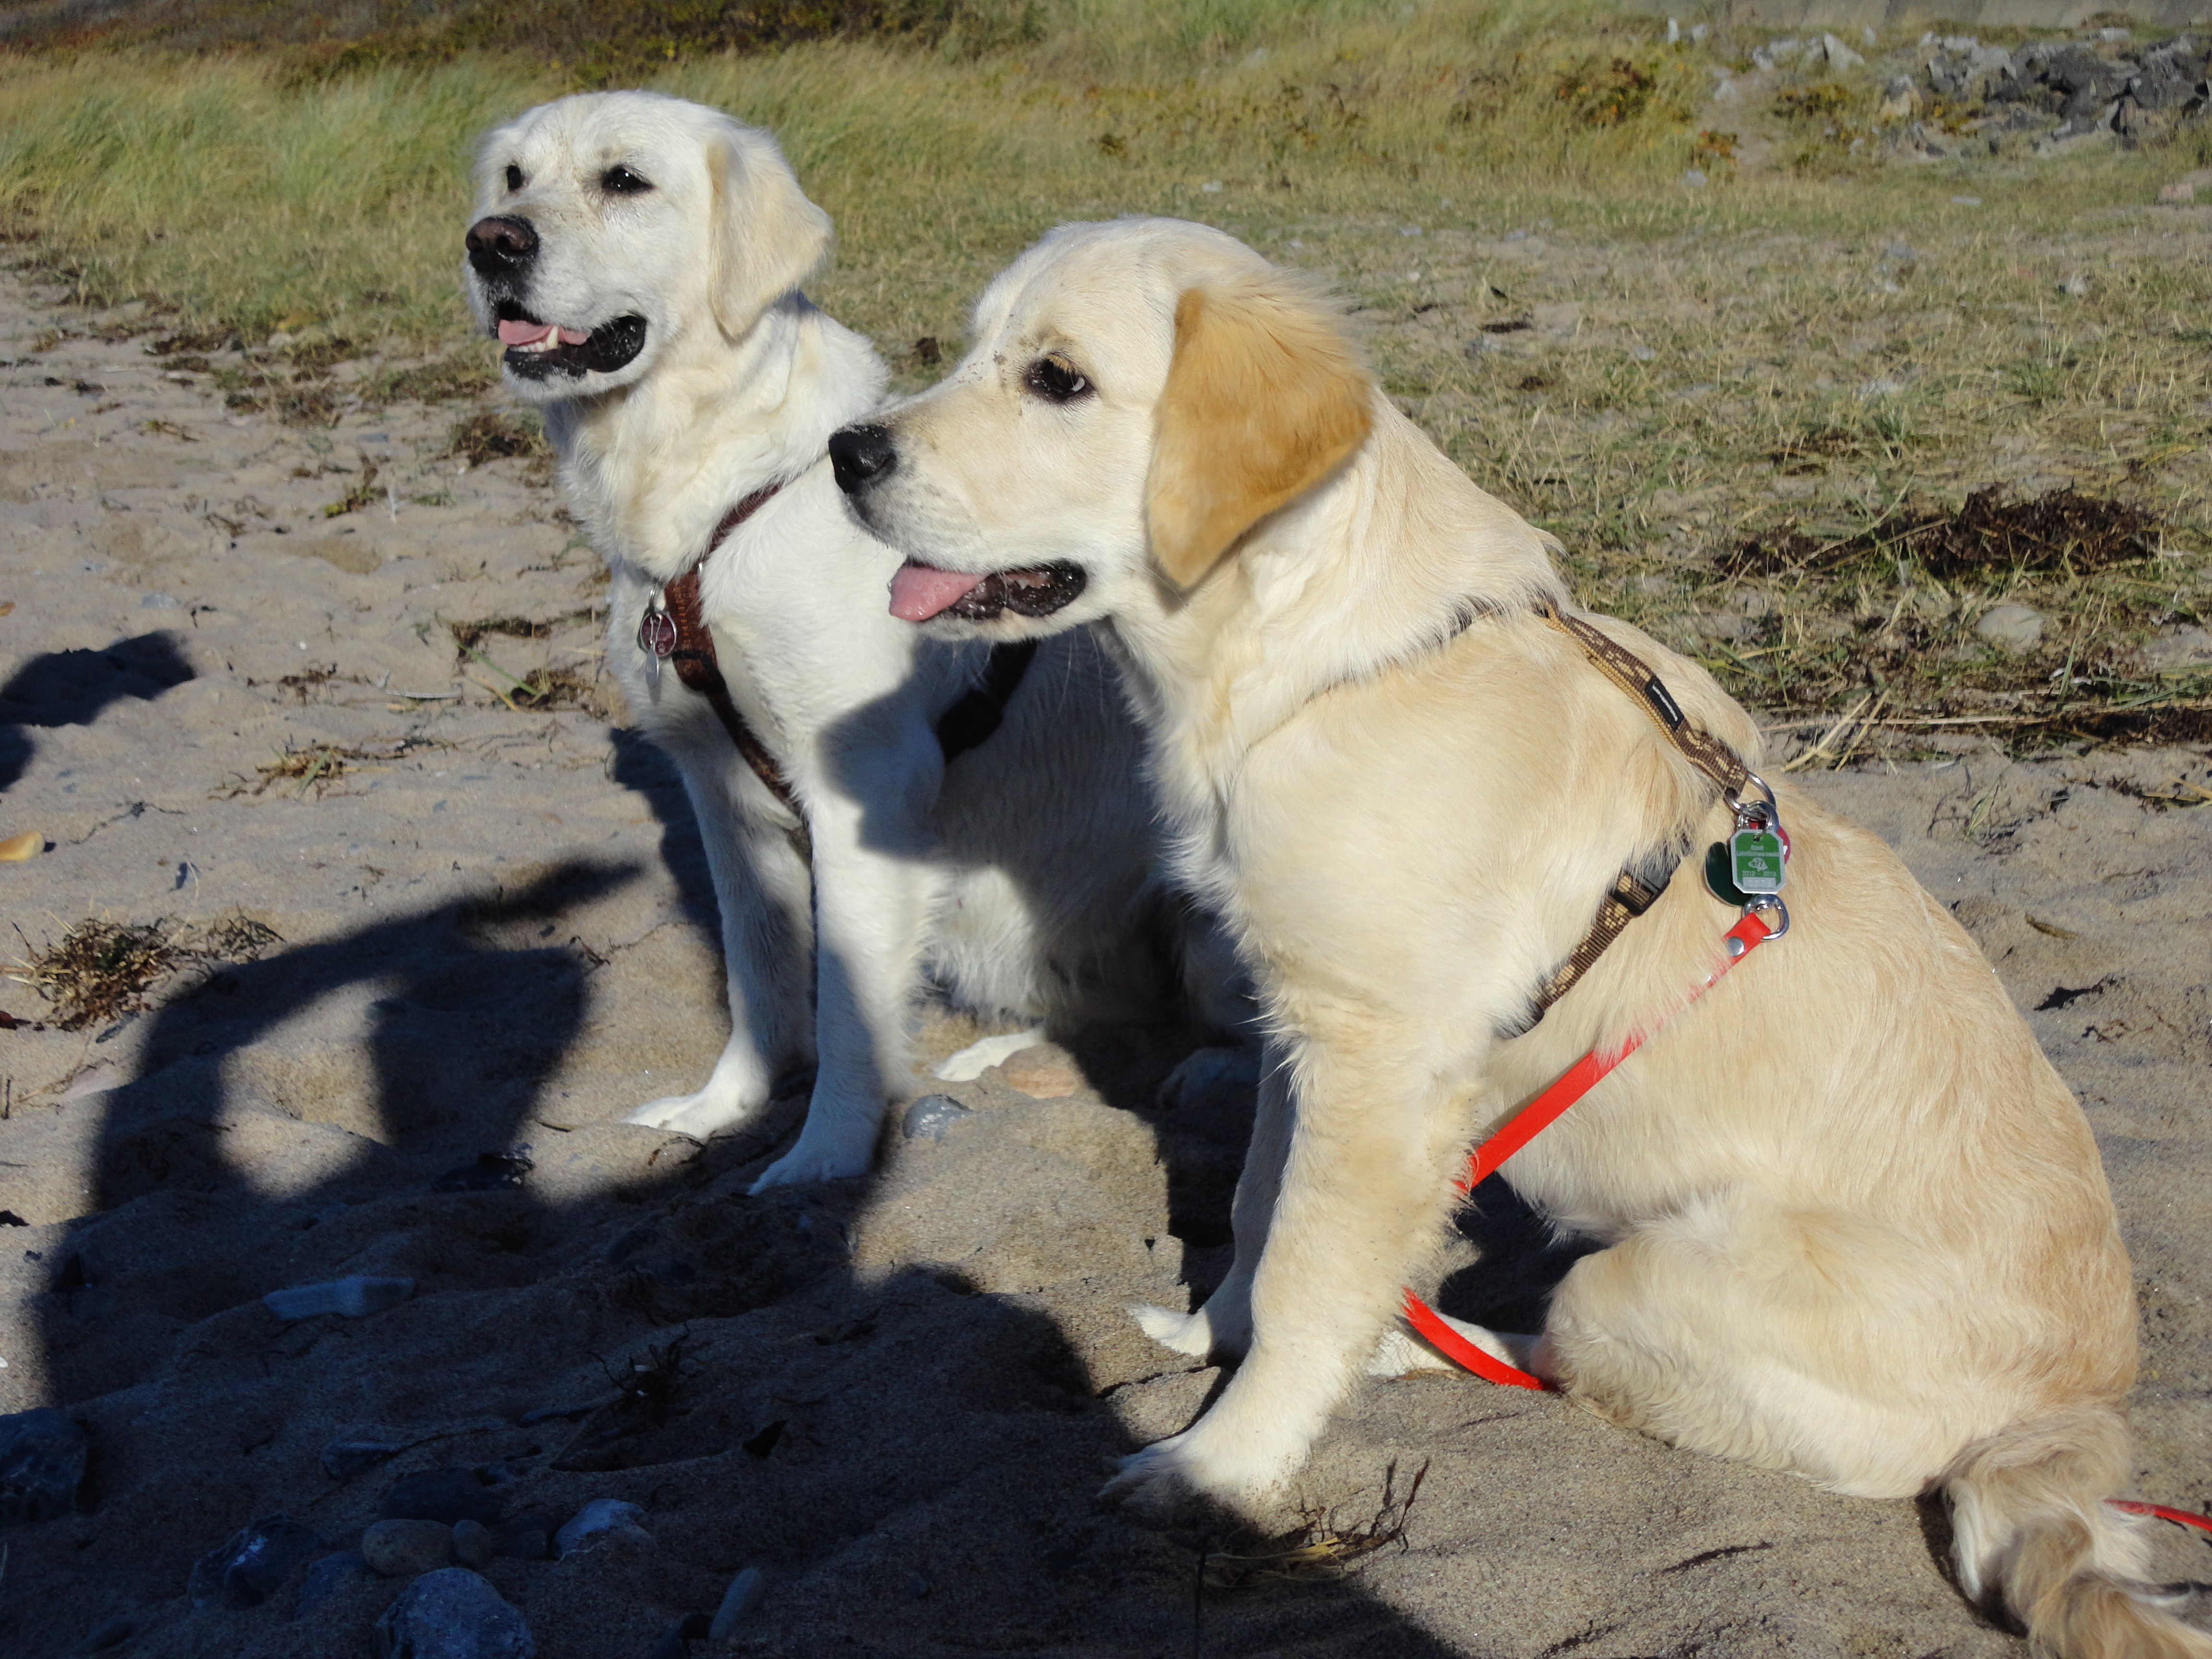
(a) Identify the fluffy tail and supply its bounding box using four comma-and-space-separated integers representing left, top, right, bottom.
1944, 1405, 2212, 1659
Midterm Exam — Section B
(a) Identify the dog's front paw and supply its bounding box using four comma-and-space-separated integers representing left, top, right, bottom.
748, 1127, 875, 1192
1132, 1294, 1250, 1360
1100, 1428, 1281, 1526
624, 1089, 755, 1138
1132, 1303, 1220, 1358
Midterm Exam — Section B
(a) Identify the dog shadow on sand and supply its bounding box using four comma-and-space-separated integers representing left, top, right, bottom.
10, 707, 1505, 1657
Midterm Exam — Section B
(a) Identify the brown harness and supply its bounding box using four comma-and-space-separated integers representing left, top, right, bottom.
639, 484, 1038, 860
1515, 602, 1764, 1031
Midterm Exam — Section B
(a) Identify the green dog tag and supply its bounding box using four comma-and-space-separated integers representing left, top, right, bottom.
1729, 827, 1786, 894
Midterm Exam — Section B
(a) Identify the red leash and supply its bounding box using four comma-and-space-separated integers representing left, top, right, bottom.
1396, 910, 2212, 1535
1399, 910, 1776, 1389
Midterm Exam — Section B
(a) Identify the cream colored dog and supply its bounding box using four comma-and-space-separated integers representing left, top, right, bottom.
828, 217, 2208, 1659
464, 100, 1236, 1190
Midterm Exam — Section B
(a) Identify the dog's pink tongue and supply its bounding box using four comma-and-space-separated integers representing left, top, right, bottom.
497, 317, 555, 347
888, 562, 986, 622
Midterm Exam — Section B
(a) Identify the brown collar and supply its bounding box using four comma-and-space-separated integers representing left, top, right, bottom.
636, 484, 807, 835
631, 481, 1040, 863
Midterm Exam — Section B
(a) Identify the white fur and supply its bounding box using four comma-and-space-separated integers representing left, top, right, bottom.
465, 101, 1230, 1190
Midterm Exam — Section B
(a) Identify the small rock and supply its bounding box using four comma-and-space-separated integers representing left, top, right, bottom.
375, 1568, 534, 1659
708, 1567, 766, 1641
902, 1573, 930, 1599
381, 1467, 504, 1527
0, 831, 44, 862
1822, 32, 1864, 70
555, 1498, 650, 1557
1976, 603, 2046, 651
0, 1407, 87, 1524
363, 1517, 455, 1577
295, 1551, 373, 1618
998, 1047, 1080, 1099
452, 1518, 495, 1569
2061, 273, 2090, 297
901, 1094, 972, 1141
189, 1515, 326, 1608
263, 1275, 413, 1320
322, 1439, 408, 1479
1682, 168, 1707, 187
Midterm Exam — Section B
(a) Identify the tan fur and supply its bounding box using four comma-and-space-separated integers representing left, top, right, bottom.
1146, 279, 1373, 587
846, 217, 2203, 1659
705, 122, 832, 341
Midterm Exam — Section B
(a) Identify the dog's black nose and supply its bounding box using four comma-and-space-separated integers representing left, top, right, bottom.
829, 423, 897, 495
466, 215, 539, 274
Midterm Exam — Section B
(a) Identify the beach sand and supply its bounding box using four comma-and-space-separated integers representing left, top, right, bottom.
1, 270, 2206, 1658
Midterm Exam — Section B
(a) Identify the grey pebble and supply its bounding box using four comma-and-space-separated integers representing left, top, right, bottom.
452, 1518, 495, 1568
554, 1497, 649, 1557
708, 1566, 766, 1640
188, 1514, 325, 1608
902, 1572, 930, 1599
1976, 602, 2046, 652
362, 1517, 455, 1578
263, 1275, 414, 1320
0, 1407, 88, 1524
901, 1094, 971, 1141
375, 1568, 535, 1659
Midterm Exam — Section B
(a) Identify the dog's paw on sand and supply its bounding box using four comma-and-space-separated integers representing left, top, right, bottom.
1133, 1295, 1251, 1360
1102, 1433, 1288, 1529
749, 1129, 876, 1192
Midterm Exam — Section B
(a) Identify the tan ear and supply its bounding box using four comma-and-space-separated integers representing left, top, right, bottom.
706, 122, 833, 339
1144, 276, 1373, 589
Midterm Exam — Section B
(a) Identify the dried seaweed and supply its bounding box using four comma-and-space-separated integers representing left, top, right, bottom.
8, 913, 283, 1031
1201, 1459, 1428, 1591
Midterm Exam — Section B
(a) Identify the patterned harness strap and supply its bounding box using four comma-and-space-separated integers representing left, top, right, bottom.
642, 485, 1038, 866
1517, 602, 1761, 1026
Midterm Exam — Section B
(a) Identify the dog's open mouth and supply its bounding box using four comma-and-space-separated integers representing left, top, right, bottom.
888, 561, 1088, 623
494, 301, 648, 379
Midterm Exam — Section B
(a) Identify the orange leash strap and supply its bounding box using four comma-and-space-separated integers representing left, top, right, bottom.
2107, 1499, 2212, 1536
1398, 910, 1777, 1390
1397, 914, 2212, 1539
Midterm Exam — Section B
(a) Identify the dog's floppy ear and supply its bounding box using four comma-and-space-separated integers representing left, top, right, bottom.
706, 121, 832, 339
1144, 275, 1373, 589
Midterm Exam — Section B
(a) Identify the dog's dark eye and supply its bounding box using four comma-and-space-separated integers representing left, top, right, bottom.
600, 166, 654, 195
1024, 354, 1092, 404
504, 164, 523, 192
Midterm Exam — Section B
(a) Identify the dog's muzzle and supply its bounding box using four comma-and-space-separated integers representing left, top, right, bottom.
466, 215, 538, 276
829, 423, 896, 497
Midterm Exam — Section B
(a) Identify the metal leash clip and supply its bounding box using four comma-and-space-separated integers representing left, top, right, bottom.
637, 588, 678, 685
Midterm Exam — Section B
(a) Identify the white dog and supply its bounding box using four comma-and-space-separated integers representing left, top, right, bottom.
830, 217, 2208, 1659
464, 98, 1231, 1189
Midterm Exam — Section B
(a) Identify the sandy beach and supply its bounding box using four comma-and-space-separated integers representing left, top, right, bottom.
0, 255, 2207, 1659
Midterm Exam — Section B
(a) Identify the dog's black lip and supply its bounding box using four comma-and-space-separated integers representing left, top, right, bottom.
494, 305, 650, 381
942, 562, 1088, 621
